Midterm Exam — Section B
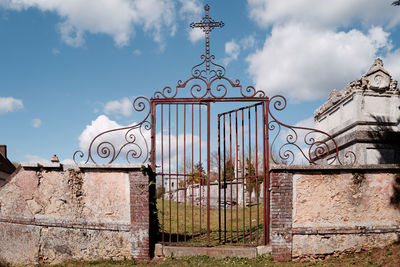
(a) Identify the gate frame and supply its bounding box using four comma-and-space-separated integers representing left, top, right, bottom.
149, 97, 271, 246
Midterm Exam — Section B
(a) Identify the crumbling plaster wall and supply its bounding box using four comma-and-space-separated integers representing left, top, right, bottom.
292, 169, 400, 257
0, 163, 149, 265
270, 165, 400, 261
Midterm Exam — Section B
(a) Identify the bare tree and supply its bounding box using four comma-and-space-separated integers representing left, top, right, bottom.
392, 1, 400, 6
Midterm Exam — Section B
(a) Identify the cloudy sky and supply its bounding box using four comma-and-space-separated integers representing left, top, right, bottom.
1, 0, 400, 164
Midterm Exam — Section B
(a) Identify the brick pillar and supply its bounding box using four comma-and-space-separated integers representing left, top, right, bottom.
270, 171, 293, 261
129, 171, 150, 261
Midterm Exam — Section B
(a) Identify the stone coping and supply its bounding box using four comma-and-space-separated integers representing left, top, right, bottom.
21, 163, 143, 171
270, 164, 400, 172
292, 225, 400, 235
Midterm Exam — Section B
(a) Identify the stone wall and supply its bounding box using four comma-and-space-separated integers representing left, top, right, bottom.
0, 163, 152, 265
270, 165, 400, 261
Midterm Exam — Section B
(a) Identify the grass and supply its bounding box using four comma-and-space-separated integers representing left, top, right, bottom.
157, 198, 266, 246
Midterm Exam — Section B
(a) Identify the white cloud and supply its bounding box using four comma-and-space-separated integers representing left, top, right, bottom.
222, 35, 256, 65
178, 0, 202, 20
78, 115, 151, 163
178, 0, 203, 44
240, 35, 256, 50
369, 27, 392, 50
31, 118, 42, 128
154, 132, 204, 172
0, 96, 23, 114
247, 0, 400, 30
79, 115, 122, 151
189, 28, 203, 43
223, 40, 241, 66
24, 154, 50, 164
0, 0, 202, 47
104, 97, 132, 117
246, 24, 391, 101
384, 49, 400, 80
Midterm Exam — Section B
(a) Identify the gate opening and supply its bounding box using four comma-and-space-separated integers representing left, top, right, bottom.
152, 99, 270, 246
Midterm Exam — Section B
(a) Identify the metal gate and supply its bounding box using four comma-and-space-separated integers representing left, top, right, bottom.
73, 4, 356, 248
151, 97, 270, 246
147, 5, 271, 246
217, 102, 269, 245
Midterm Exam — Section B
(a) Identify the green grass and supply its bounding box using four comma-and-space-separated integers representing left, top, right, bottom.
157, 198, 267, 246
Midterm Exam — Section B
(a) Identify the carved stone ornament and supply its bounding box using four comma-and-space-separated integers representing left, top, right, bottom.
365, 58, 392, 92
314, 58, 399, 118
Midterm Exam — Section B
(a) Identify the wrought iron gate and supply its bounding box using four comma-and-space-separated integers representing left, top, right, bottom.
151, 98, 270, 246
147, 5, 271, 246
218, 102, 269, 245
73, 4, 356, 248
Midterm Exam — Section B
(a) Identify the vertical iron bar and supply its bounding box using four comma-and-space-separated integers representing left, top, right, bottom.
265, 101, 270, 244
223, 114, 226, 243
229, 113, 233, 244
184, 104, 187, 242
207, 102, 211, 244
168, 104, 172, 243
161, 104, 164, 244
176, 104, 179, 242
235, 110, 239, 243
218, 115, 221, 243
242, 109, 245, 244
248, 107, 252, 243
255, 105, 259, 245
199, 104, 202, 237
191, 104, 194, 240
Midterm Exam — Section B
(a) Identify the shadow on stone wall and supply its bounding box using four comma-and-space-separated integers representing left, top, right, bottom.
368, 116, 400, 212
367, 115, 400, 164
144, 165, 158, 258
390, 174, 400, 211
0, 165, 21, 188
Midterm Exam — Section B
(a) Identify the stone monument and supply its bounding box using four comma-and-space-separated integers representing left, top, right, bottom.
314, 58, 400, 164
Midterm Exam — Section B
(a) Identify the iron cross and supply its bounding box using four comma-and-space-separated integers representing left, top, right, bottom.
190, 5, 224, 72
190, 4, 224, 34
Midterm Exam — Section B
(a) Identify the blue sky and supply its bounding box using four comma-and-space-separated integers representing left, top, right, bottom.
1, 0, 400, 164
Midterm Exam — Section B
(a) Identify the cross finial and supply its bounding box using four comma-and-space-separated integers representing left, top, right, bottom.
190, 5, 224, 73
190, 4, 224, 34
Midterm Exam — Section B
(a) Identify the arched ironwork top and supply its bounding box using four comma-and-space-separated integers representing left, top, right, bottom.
73, 5, 356, 166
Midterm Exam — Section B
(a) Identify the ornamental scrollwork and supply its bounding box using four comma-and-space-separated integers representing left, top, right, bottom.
73, 97, 151, 164
268, 95, 356, 165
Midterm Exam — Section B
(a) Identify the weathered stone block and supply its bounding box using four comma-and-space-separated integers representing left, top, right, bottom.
292, 233, 398, 257
0, 222, 40, 264
39, 227, 131, 264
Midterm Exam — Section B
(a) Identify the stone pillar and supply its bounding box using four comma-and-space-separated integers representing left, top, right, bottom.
129, 172, 150, 261
270, 171, 293, 261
